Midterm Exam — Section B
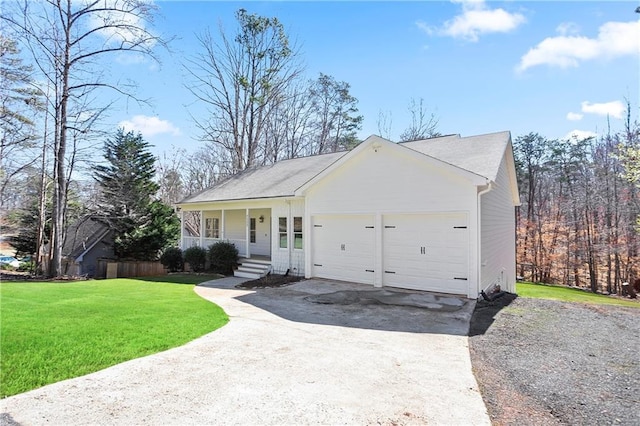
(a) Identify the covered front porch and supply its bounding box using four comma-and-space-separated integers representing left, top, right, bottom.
180, 207, 271, 259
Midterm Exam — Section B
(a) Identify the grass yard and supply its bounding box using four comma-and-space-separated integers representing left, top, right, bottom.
517, 281, 640, 308
0, 275, 227, 398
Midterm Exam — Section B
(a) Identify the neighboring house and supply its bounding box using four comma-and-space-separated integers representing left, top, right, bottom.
177, 131, 520, 298
62, 216, 115, 277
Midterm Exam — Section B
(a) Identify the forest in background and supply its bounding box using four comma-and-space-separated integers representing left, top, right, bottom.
514, 112, 640, 294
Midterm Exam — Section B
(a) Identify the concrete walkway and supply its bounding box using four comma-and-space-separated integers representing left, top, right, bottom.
1, 278, 490, 425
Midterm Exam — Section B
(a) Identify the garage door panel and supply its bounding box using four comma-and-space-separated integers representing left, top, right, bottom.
312, 215, 375, 284
383, 213, 469, 294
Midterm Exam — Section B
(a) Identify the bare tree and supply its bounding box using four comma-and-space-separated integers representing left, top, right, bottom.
0, 35, 42, 210
308, 73, 363, 154
376, 109, 393, 140
399, 98, 440, 142
186, 9, 303, 173
2, 0, 166, 276
262, 80, 317, 161
156, 147, 186, 205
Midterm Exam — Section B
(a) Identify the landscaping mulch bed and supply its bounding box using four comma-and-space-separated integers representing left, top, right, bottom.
469, 295, 640, 425
235, 274, 302, 289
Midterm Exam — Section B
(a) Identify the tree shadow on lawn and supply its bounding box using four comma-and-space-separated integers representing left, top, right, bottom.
468, 292, 517, 336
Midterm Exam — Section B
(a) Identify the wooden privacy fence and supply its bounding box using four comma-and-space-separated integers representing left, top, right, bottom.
97, 260, 167, 278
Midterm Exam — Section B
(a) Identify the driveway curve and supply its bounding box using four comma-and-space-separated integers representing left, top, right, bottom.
1, 278, 489, 425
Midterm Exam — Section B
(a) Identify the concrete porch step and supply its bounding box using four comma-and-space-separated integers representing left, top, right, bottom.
237, 265, 267, 274
242, 258, 271, 266
234, 270, 263, 279
234, 258, 271, 279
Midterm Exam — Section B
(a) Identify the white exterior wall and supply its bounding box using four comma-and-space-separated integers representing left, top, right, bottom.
304, 143, 480, 297
480, 153, 517, 293
271, 199, 305, 275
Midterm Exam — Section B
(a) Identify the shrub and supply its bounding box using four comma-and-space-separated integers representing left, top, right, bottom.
160, 247, 183, 272
183, 246, 207, 272
208, 241, 239, 275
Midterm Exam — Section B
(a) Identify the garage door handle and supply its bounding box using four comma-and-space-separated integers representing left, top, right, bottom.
384, 270, 396, 274
384, 225, 396, 228
314, 263, 323, 267
454, 277, 468, 280
365, 269, 374, 272
453, 226, 467, 229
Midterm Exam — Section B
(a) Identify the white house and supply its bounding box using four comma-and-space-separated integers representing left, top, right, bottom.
176, 131, 520, 299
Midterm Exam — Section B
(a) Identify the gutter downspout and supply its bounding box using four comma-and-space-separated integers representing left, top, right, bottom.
477, 182, 493, 298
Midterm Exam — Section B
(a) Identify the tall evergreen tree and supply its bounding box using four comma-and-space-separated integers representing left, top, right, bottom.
94, 129, 179, 260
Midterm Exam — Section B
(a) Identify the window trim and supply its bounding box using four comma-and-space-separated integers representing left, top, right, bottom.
250, 217, 256, 244
293, 216, 303, 250
278, 217, 287, 249
205, 217, 220, 239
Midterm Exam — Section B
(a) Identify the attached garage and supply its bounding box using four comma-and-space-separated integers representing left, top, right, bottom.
310, 212, 470, 294
311, 215, 375, 284
382, 213, 469, 295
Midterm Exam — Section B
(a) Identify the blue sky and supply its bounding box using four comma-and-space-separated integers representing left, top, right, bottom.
107, 0, 639, 156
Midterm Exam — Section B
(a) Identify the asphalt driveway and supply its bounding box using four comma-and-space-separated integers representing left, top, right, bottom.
1, 278, 489, 425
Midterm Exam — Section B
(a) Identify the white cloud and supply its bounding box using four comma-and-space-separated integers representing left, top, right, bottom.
556, 22, 580, 36
119, 115, 181, 138
517, 20, 640, 72
581, 100, 625, 119
87, 0, 157, 50
566, 112, 583, 121
565, 129, 597, 141
424, 0, 526, 42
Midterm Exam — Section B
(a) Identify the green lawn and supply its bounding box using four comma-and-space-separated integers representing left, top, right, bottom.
517, 282, 640, 308
0, 275, 228, 398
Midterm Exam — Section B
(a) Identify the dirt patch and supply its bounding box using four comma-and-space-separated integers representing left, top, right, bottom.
305, 289, 467, 311
469, 297, 640, 425
235, 274, 302, 289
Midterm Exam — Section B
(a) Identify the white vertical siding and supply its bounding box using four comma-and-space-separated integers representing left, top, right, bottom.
305, 143, 480, 297
480, 153, 517, 293
271, 199, 305, 276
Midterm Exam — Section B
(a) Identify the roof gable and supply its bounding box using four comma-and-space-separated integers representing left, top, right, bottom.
295, 135, 489, 195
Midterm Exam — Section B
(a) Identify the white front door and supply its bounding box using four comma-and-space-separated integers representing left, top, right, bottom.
250, 209, 271, 256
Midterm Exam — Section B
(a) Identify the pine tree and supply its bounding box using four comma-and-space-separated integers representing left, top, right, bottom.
94, 129, 179, 260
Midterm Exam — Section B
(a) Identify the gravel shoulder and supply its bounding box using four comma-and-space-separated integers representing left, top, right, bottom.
469, 295, 640, 425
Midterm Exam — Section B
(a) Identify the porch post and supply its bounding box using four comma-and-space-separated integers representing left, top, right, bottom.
245, 208, 250, 258
199, 210, 204, 247
179, 209, 184, 250
221, 210, 225, 240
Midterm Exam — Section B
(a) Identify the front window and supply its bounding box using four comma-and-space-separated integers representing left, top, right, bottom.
205, 217, 219, 238
294, 217, 303, 249
279, 217, 287, 248
250, 218, 256, 243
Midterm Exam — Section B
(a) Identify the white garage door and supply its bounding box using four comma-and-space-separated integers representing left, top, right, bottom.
311, 215, 375, 284
383, 213, 469, 294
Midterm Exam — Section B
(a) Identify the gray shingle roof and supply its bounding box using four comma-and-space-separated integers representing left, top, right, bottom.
179, 131, 511, 204
400, 131, 511, 182
180, 151, 347, 204
62, 216, 110, 260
